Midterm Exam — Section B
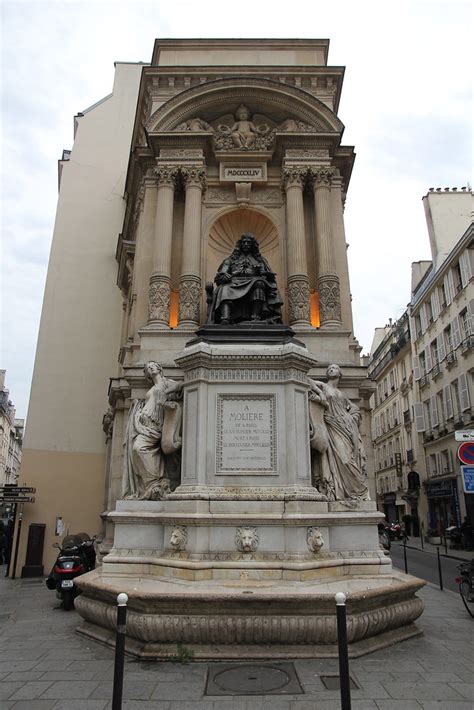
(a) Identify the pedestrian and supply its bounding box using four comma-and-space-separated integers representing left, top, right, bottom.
461, 516, 473, 551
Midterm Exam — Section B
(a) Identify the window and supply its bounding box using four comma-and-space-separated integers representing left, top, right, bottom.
441, 449, 452, 474
430, 338, 439, 365
460, 309, 470, 341
444, 324, 452, 353
419, 351, 426, 374
453, 261, 463, 293
426, 299, 433, 323
452, 380, 461, 419
440, 282, 447, 309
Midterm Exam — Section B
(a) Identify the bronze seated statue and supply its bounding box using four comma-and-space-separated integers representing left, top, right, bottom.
206, 233, 283, 325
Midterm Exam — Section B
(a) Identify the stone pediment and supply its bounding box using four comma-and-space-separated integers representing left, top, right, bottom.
146, 77, 344, 137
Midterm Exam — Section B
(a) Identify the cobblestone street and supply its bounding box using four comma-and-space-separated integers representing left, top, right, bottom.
0, 572, 472, 709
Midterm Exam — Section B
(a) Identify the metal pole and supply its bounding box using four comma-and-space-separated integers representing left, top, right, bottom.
335, 592, 351, 710
444, 534, 448, 556
5, 503, 17, 577
403, 535, 408, 574
11, 505, 24, 580
112, 592, 128, 710
420, 521, 424, 550
436, 546, 443, 591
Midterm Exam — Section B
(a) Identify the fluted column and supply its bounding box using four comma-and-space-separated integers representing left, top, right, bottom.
311, 166, 342, 328
282, 168, 310, 326
148, 166, 177, 326
178, 168, 206, 328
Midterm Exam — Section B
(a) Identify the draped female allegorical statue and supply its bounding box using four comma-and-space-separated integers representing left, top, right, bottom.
122, 361, 183, 501
309, 364, 369, 501
207, 233, 283, 325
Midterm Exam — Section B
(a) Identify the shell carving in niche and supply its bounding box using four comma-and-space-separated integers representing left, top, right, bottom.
207, 209, 282, 300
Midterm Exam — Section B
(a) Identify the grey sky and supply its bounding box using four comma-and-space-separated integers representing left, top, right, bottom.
0, 0, 472, 419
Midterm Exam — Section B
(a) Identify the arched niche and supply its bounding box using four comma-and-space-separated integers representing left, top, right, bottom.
206, 208, 284, 315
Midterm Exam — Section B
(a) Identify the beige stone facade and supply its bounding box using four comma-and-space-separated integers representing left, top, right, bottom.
18, 39, 372, 574
368, 187, 474, 537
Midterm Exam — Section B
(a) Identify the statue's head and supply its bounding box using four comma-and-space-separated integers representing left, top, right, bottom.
235, 104, 250, 120
144, 361, 163, 380
326, 364, 341, 381
235, 526, 259, 553
236, 233, 259, 256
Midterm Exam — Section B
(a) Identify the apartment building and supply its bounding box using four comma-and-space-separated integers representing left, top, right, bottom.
369, 187, 473, 535
368, 313, 423, 532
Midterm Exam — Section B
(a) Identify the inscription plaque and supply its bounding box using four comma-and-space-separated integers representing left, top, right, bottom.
220, 163, 267, 182
216, 394, 277, 475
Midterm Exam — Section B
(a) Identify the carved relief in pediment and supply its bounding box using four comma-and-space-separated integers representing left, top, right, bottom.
172, 103, 317, 152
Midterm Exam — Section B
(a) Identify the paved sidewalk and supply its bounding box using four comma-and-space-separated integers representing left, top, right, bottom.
403, 536, 473, 562
0, 572, 472, 709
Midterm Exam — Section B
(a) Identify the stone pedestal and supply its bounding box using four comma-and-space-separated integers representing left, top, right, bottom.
75, 338, 424, 658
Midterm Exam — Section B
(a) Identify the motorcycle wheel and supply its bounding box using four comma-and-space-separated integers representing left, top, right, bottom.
459, 580, 474, 618
62, 590, 75, 611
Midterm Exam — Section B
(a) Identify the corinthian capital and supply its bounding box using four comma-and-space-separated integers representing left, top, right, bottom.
154, 166, 178, 188
181, 167, 207, 191
281, 167, 307, 190
309, 166, 336, 188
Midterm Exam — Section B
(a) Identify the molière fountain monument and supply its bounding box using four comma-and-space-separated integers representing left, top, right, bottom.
75, 39, 424, 658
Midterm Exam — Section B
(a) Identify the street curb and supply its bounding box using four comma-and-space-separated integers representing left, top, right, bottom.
404, 543, 471, 563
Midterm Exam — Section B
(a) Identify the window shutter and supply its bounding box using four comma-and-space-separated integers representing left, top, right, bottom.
431, 290, 440, 319
444, 274, 453, 305
425, 456, 431, 476
413, 356, 421, 381
430, 395, 439, 427
414, 402, 426, 432
460, 251, 472, 287
468, 299, 474, 335
451, 316, 462, 347
420, 304, 428, 332
436, 453, 442, 476
438, 335, 446, 361
425, 348, 432, 372
444, 384, 454, 419
447, 270, 456, 302
409, 315, 416, 342
459, 373, 471, 411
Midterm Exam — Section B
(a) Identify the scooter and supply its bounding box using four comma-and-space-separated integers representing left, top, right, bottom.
45, 533, 96, 610
385, 522, 403, 540
445, 525, 463, 549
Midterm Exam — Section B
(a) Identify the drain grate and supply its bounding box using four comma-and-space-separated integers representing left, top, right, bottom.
206, 662, 304, 696
320, 674, 359, 690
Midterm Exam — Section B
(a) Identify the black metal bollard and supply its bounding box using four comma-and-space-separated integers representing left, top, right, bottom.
335, 592, 351, 710
403, 536, 408, 574
112, 592, 128, 710
420, 522, 424, 550
444, 535, 448, 556
436, 546, 443, 591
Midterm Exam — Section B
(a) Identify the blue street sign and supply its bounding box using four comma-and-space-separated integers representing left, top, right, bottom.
461, 466, 474, 494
